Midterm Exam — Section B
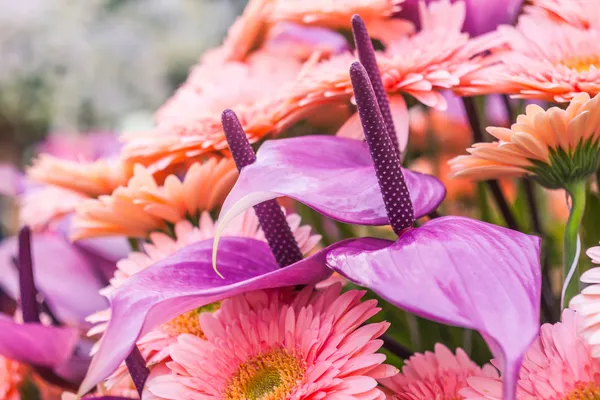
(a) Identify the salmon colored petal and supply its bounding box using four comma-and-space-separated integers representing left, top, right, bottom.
326, 217, 541, 400
79, 237, 331, 395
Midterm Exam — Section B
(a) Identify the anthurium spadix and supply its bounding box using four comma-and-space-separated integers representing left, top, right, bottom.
79, 111, 332, 395
213, 59, 542, 400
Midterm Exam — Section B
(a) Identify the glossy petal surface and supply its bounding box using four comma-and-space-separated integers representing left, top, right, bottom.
80, 237, 331, 395
327, 217, 541, 400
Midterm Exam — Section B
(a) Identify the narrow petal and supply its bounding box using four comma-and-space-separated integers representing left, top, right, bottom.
79, 237, 331, 395
327, 217, 541, 400
0, 314, 79, 368
218, 136, 445, 227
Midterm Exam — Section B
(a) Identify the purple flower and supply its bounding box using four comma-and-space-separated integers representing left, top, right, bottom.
214, 19, 542, 400
398, 0, 524, 36
0, 227, 96, 387
78, 111, 333, 395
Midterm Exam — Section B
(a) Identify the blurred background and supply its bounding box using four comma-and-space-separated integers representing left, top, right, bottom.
0, 0, 247, 165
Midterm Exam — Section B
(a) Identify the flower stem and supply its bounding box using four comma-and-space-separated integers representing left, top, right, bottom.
562, 181, 586, 308
462, 97, 520, 231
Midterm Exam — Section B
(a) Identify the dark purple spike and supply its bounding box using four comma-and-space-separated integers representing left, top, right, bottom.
349, 62, 414, 234
222, 110, 303, 267
352, 14, 401, 158
125, 346, 149, 397
17, 226, 40, 323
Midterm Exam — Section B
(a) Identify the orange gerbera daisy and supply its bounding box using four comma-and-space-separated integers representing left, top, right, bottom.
460, 14, 600, 102
449, 93, 600, 189
269, 0, 410, 43
121, 51, 304, 172
284, 0, 501, 113
27, 155, 128, 198
71, 158, 238, 239
220, 0, 275, 62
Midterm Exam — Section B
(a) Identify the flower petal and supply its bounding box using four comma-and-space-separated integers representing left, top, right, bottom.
218, 136, 445, 228
0, 164, 24, 197
0, 233, 107, 326
326, 216, 541, 400
79, 237, 331, 395
0, 314, 79, 368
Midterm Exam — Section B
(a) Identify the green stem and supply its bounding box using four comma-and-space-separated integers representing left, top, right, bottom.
562, 181, 586, 308
128, 237, 140, 252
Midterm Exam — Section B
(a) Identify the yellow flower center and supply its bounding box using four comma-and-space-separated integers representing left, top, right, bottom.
566, 383, 600, 400
561, 55, 600, 72
163, 302, 221, 339
223, 348, 305, 400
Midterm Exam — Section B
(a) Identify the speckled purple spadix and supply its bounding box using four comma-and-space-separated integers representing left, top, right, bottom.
18, 226, 40, 324
222, 109, 303, 267
349, 62, 414, 234
351, 15, 401, 158
125, 345, 149, 397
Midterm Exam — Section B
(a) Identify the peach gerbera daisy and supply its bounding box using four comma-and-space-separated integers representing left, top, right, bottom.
380, 344, 498, 400
86, 208, 321, 390
269, 0, 410, 43
72, 158, 238, 239
19, 186, 88, 232
27, 154, 128, 198
145, 285, 396, 400
121, 51, 304, 172
449, 93, 600, 189
220, 0, 275, 62
461, 14, 600, 102
285, 0, 501, 113
460, 309, 600, 399
570, 244, 600, 358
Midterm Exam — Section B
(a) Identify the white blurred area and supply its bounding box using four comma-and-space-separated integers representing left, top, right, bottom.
0, 0, 244, 139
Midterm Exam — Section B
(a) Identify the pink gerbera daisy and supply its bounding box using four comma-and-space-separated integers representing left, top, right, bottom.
460, 309, 600, 399
71, 158, 238, 239
570, 244, 600, 358
145, 285, 396, 400
380, 344, 498, 400
285, 0, 501, 113
460, 13, 600, 102
86, 208, 321, 390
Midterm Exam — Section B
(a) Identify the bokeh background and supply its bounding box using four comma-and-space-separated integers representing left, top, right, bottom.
0, 0, 247, 166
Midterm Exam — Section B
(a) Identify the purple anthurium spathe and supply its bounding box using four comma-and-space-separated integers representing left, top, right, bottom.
80, 109, 331, 395
0, 231, 108, 325
78, 237, 331, 395
0, 227, 86, 388
398, 0, 524, 36
217, 138, 444, 229
0, 314, 79, 368
332, 63, 540, 400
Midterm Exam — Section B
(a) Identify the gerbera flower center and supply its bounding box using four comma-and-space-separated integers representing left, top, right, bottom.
561, 55, 600, 73
566, 383, 600, 400
223, 348, 305, 400
163, 302, 221, 339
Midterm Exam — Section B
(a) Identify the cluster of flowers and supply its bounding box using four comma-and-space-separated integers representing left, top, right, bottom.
4, 0, 600, 399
